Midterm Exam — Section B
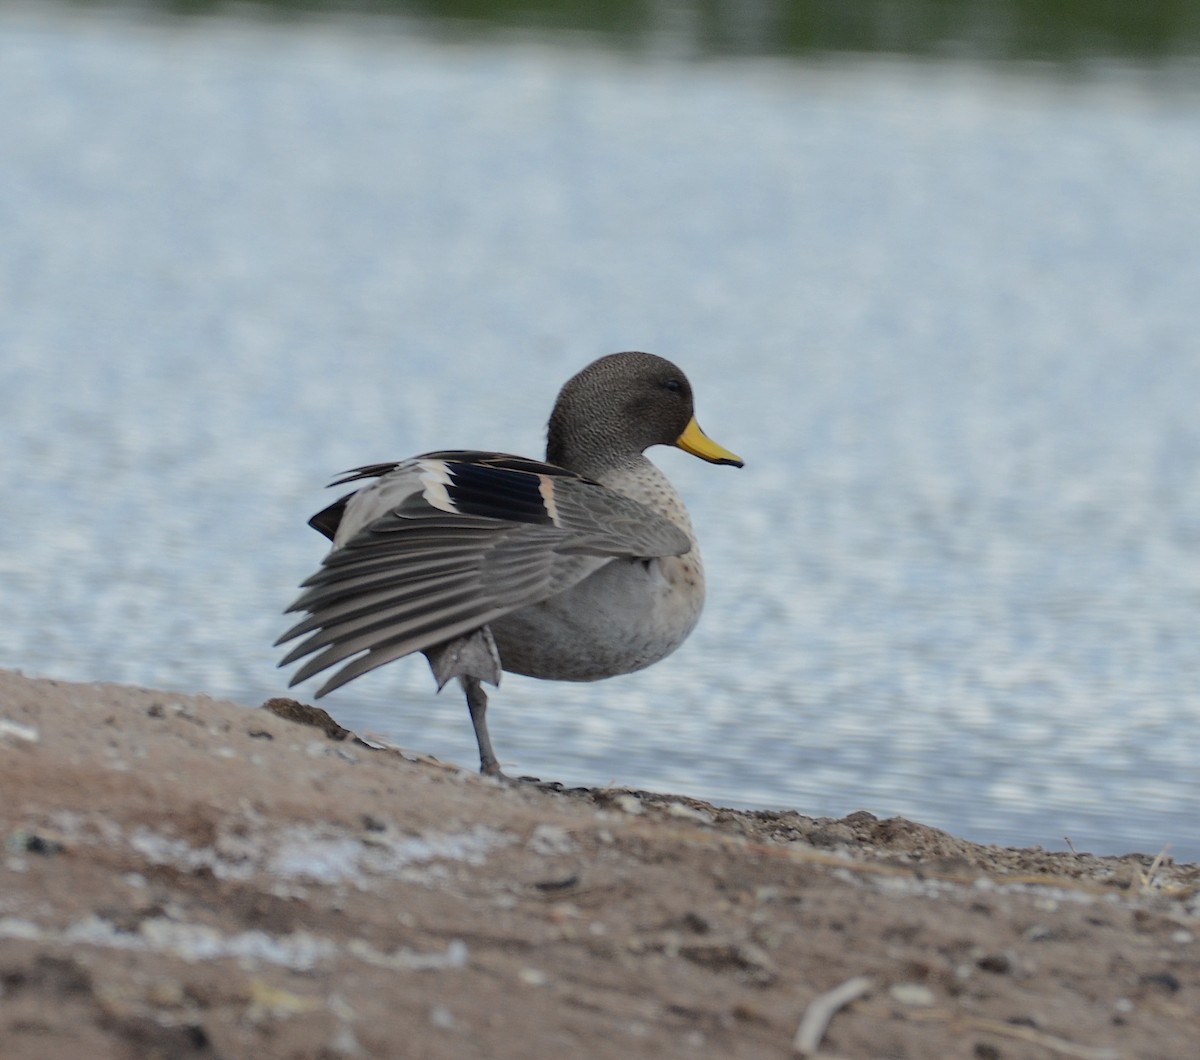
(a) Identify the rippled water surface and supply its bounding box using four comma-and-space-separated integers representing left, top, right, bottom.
3, 7, 1200, 859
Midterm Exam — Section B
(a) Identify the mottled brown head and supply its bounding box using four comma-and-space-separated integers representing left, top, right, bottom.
546, 352, 743, 476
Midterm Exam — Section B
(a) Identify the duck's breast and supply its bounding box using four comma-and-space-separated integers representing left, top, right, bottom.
490, 549, 706, 681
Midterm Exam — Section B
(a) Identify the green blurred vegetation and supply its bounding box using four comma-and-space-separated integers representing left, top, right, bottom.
52, 0, 1200, 63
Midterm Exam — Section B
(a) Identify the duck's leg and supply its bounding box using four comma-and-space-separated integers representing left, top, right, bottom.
462, 676, 503, 776
423, 631, 505, 776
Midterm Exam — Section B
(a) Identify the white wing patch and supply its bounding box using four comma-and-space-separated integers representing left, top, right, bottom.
417, 459, 457, 514
537, 475, 561, 526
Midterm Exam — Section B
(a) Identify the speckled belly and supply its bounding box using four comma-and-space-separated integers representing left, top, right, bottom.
490, 553, 706, 682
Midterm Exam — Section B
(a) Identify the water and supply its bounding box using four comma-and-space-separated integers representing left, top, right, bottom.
3, 6, 1200, 860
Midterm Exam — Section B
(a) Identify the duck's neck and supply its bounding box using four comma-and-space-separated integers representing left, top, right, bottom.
546, 424, 644, 480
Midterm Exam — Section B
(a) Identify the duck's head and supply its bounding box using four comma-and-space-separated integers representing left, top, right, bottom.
546, 351, 744, 475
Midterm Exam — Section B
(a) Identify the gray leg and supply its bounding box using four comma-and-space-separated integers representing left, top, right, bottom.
462, 676, 503, 776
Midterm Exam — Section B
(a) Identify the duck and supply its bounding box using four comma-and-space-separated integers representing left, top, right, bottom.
277, 351, 743, 777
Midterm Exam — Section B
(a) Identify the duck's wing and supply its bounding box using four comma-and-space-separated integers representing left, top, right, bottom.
277, 451, 691, 696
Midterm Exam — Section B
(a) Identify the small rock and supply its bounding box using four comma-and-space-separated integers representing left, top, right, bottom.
976, 952, 1013, 975
677, 940, 776, 986
547, 902, 580, 924
326, 1025, 363, 1056
889, 982, 935, 1007
732, 1000, 768, 1023
613, 795, 643, 816
527, 824, 576, 856
533, 873, 580, 893
1140, 971, 1181, 994
665, 802, 713, 823
261, 698, 349, 740
7, 832, 63, 856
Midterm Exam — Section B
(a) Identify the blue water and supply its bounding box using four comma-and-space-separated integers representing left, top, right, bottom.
3, 7, 1200, 859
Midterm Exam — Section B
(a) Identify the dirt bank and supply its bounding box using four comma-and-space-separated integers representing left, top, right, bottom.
0, 669, 1196, 1058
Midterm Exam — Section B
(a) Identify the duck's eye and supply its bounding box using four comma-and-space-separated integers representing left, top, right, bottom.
662, 378, 682, 393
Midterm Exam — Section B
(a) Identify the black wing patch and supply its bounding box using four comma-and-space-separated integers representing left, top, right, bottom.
309, 452, 591, 540
441, 461, 554, 525
309, 495, 352, 540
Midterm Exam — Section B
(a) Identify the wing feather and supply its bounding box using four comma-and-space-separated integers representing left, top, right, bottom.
278, 569, 481, 648
314, 607, 516, 695
284, 579, 486, 676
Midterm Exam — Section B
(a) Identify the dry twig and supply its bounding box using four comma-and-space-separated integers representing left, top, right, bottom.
792, 975, 872, 1056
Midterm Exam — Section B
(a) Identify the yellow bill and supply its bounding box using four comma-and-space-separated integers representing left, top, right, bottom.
675, 417, 744, 467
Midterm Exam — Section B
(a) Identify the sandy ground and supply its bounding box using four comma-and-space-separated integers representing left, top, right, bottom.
0, 668, 1197, 1059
